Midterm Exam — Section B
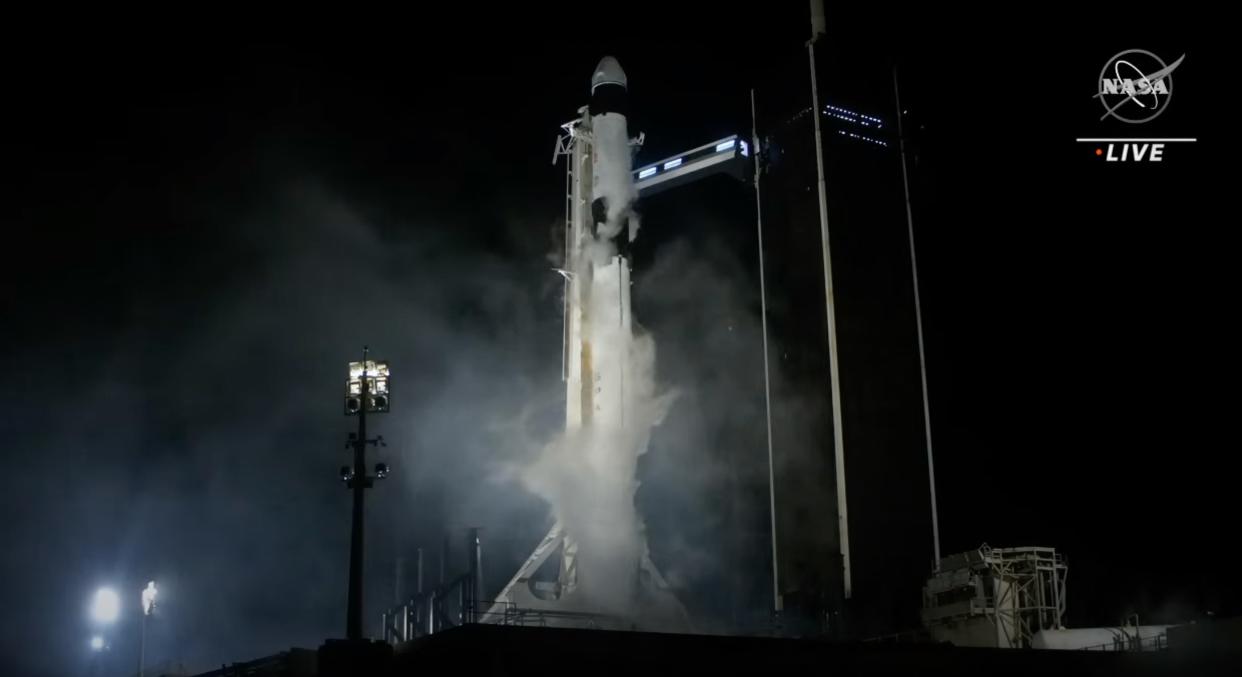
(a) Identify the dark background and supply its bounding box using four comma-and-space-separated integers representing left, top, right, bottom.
0, 6, 1226, 676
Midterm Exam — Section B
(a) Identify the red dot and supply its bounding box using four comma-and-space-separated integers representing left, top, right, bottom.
1095, 148, 1103, 156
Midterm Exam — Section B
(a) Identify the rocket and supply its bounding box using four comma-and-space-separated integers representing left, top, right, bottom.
489, 57, 687, 623
563, 55, 638, 432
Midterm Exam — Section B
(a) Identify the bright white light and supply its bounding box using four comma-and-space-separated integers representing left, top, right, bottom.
637, 166, 657, 179
715, 139, 735, 152
90, 636, 105, 651
662, 158, 683, 170
142, 581, 157, 616
91, 587, 120, 624
837, 129, 887, 147
740, 141, 749, 157
348, 360, 389, 381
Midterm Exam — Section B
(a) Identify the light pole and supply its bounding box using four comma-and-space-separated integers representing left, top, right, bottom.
342, 348, 390, 640
139, 581, 157, 677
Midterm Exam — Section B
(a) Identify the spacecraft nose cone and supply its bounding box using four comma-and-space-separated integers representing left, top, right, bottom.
591, 56, 627, 92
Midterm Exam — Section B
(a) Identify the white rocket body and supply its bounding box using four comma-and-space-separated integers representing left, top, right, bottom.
565, 55, 636, 433
488, 57, 687, 629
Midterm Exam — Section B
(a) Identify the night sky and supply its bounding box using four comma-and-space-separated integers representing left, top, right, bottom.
0, 7, 1225, 676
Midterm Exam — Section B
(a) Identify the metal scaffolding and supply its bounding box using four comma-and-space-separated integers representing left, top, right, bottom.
922, 544, 1067, 648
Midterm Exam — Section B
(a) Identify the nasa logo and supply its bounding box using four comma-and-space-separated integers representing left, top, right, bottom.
1076, 50, 1194, 161
1095, 49, 1184, 124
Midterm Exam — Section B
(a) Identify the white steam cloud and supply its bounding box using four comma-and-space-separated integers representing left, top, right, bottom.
514, 110, 682, 625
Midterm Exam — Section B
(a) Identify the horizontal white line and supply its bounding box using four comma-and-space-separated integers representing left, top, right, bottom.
1075, 138, 1197, 142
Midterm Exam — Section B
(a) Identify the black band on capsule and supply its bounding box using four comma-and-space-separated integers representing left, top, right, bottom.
590, 83, 628, 118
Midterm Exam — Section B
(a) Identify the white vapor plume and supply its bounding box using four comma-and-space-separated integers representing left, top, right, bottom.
515, 104, 680, 622
519, 235, 678, 618
589, 112, 637, 241
519, 328, 675, 615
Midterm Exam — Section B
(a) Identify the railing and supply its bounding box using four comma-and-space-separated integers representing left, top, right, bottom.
491, 604, 619, 630
381, 589, 624, 645
380, 570, 478, 644
1080, 632, 1168, 652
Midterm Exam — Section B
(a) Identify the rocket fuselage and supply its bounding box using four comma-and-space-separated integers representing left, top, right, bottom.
566, 57, 636, 432
487, 57, 687, 624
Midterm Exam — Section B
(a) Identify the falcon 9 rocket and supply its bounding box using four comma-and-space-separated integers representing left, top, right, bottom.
488, 57, 687, 628
566, 55, 638, 432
